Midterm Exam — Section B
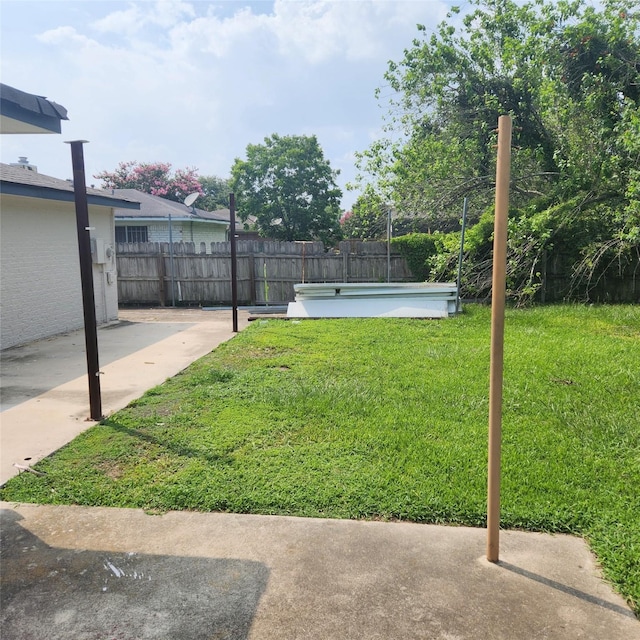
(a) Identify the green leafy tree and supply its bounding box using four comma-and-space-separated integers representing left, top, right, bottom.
95, 161, 203, 203
230, 134, 343, 243
356, 0, 639, 218
198, 175, 232, 211
354, 0, 560, 229
341, 187, 388, 239
354, 0, 639, 301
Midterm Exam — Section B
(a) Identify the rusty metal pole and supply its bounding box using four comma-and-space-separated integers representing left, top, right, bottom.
67, 140, 102, 421
229, 193, 238, 332
487, 116, 512, 563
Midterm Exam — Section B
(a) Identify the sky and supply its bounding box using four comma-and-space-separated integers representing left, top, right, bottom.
0, 0, 455, 210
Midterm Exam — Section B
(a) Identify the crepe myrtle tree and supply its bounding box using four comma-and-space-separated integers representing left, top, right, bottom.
231, 134, 343, 244
95, 161, 203, 203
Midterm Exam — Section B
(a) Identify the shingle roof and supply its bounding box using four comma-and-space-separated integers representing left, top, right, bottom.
0, 84, 69, 134
0, 163, 140, 209
112, 189, 232, 224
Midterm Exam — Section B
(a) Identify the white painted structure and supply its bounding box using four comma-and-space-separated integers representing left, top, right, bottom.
287, 282, 459, 318
0, 164, 139, 350
112, 189, 231, 245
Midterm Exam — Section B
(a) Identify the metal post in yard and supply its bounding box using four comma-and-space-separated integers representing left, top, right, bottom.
456, 197, 469, 313
487, 115, 512, 563
168, 213, 176, 307
230, 193, 238, 332
387, 208, 392, 283
66, 140, 102, 421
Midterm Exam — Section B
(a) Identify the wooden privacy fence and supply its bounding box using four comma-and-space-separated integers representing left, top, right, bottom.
116, 240, 415, 306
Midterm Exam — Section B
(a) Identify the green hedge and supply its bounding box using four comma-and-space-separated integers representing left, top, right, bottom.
391, 233, 438, 280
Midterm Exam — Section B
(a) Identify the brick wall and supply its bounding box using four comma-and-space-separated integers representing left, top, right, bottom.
116, 220, 228, 244
0, 195, 118, 350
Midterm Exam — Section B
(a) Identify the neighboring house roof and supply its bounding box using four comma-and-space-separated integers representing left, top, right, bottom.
0, 163, 140, 209
112, 189, 232, 225
0, 84, 69, 134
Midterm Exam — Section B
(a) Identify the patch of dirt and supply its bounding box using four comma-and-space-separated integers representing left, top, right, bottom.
97, 461, 124, 481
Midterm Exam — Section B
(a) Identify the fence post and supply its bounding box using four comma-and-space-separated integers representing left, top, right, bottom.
248, 251, 256, 305
342, 242, 349, 282
157, 253, 166, 306
230, 193, 238, 332
540, 250, 547, 303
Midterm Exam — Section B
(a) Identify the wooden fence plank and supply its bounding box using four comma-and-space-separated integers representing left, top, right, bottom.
116, 239, 640, 304
116, 240, 415, 305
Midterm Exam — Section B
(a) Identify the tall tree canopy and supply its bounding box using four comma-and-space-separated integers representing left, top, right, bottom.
354, 0, 640, 301
231, 134, 343, 243
340, 187, 389, 240
198, 175, 232, 211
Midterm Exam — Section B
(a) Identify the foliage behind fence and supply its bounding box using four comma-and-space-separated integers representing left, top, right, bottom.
116, 240, 415, 306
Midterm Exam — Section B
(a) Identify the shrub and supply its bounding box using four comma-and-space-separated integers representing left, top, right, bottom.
391, 233, 438, 280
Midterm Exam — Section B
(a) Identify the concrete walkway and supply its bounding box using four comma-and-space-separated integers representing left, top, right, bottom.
0, 308, 249, 485
1, 308, 638, 639
2, 503, 638, 639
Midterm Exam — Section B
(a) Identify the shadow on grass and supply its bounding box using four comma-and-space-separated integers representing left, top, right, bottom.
102, 419, 234, 467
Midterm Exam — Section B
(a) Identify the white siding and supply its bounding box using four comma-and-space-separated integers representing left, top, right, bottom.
115, 220, 228, 244
0, 195, 118, 350
182, 221, 228, 244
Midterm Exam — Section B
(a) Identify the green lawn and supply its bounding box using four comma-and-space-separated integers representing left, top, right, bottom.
1, 305, 638, 612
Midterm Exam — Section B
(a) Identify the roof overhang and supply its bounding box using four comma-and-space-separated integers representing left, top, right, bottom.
0, 84, 69, 134
1, 182, 140, 209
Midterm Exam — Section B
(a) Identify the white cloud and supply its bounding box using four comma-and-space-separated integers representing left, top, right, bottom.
37, 25, 94, 47
169, 7, 276, 58
166, 0, 446, 65
91, 1, 196, 35
90, 5, 147, 36
1, 0, 453, 208
270, 0, 403, 62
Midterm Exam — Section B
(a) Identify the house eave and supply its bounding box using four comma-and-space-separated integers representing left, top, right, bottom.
0, 84, 69, 134
0, 112, 63, 135
1, 182, 140, 209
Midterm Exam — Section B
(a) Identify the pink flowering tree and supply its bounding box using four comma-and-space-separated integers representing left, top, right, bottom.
339, 211, 353, 225
95, 161, 203, 203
